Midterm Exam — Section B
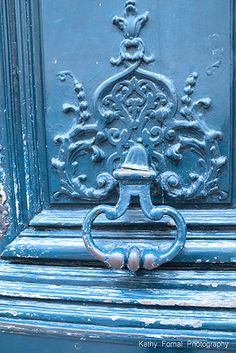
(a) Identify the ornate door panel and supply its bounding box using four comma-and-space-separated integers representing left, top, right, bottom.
0, 0, 235, 352
45, 0, 230, 206
1, 0, 234, 267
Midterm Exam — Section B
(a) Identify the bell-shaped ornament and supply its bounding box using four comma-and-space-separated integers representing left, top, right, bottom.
121, 144, 149, 171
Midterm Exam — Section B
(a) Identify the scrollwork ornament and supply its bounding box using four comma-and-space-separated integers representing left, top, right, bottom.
50, 71, 116, 200
161, 73, 227, 201
52, 0, 227, 202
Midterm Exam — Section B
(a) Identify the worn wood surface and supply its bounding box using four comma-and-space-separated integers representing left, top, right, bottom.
0, 262, 234, 349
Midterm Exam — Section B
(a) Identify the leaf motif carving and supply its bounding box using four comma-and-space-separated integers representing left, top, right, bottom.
52, 73, 116, 200
52, 2, 227, 202
160, 73, 227, 200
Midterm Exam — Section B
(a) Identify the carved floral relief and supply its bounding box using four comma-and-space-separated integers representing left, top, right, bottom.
52, 0, 227, 202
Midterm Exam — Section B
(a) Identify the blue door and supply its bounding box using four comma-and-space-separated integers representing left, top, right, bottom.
0, 0, 235, 352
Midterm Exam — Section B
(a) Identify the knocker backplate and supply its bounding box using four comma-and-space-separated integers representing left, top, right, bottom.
49, 0, 229, 207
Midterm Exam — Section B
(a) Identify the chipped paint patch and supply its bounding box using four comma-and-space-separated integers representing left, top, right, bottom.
1, 310, 18, 317
137, 300, 161, 306
229, 282, 236, 287
0, 145, 9, 237
110, 315, 121, 321
211, 282, 219, 288
160, 318, 202, 328
139, 317, 157, 325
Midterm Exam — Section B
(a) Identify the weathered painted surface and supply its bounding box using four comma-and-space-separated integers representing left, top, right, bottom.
0, 263, 234, 352
0, 0, 235, 351
0, 0, 234, 266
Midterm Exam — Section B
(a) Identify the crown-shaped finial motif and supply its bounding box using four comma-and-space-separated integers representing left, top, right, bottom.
113, 0, 148, 39
111, 0, 154, 66
125, 0, 136, 9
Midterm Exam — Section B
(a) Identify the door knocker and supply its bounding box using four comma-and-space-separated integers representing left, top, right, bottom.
82, 143, 187, 272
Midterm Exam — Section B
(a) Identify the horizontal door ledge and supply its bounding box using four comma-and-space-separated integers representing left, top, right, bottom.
0, 317, 235, 348
0, 298, 235, 335
2, 235, 236, 265
0, 274, 233, 309
30, 207, 236, 228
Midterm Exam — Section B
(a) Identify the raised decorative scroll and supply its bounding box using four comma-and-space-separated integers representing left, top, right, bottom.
52, 0, 227, 202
